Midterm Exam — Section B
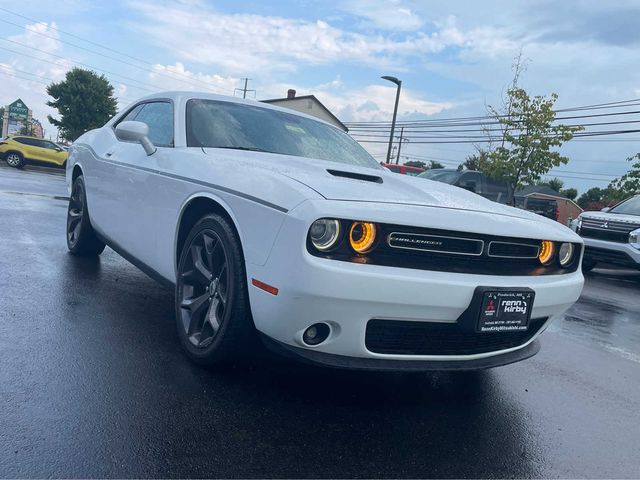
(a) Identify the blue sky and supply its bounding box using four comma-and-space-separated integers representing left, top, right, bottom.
1, 0, 639, 193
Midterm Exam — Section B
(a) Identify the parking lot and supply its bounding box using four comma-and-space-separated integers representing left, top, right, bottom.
1, 166, 639, 478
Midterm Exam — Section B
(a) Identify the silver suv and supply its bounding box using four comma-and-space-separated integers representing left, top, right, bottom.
574, 195, 640, 271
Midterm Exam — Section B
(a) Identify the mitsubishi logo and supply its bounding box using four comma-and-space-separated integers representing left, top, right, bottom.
601, 222, 609, 229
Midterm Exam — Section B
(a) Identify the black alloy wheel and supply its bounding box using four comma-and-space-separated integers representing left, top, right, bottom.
66, 176, 105, 255
175, 214, 254, 364
178, 230, 230, 348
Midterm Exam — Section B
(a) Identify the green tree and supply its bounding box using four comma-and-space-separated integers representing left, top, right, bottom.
427, 160, 444, 169
461, 150, 489, 171
609, 152, 640, 197
46, 68, 117, 142
481, 54, 582, 197
547, 177, 564, 192
561, 188, 578, 201
576, 186, 623, 210
18, 123, 33, 136
404, 160, 427, 169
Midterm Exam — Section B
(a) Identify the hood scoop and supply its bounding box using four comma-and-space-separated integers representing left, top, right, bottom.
326, 169, 383, 184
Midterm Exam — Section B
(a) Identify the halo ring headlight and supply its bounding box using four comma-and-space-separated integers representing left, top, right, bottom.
309, 219, 341, 251
558, 242, 575, 267
349, 221, 377, 254
538, 240, 555, 265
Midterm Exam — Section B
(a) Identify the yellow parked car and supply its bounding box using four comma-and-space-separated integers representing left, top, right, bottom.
0, 135, 68, 169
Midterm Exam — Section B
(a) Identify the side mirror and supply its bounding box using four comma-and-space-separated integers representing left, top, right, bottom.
601, 207, 611, 213
115, 121, 156, 155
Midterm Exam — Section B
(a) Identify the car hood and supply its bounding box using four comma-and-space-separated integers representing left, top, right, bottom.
242, 154, 529, 219
201, 149, 579, 240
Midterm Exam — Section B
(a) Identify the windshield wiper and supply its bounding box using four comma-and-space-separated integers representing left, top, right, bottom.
212, 146, 276, 154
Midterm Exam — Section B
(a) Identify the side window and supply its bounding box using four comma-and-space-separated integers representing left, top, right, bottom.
117, 104, 145, 125
134, 102, 174, 147
16, 137, 37, 146
485, 177, 509, 203
458, 172, 482, 193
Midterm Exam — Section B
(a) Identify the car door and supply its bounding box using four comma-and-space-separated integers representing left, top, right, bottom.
14, 137, 42, 160
36, 140, 64, 165
101, 100, 175, 269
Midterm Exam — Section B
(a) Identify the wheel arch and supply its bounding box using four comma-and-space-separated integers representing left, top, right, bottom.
174, 194, 244, 276
72, 164, 83, 182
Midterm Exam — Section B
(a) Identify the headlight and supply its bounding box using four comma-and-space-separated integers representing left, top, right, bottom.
309, 219, 341, 251
630, 229, 640, 250
538, 240, 555, 265
558, 242, 575, 267
349, 221, 377, 253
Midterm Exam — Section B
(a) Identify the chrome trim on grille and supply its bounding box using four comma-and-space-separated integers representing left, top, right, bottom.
487, 241, 540, 259
387, 232, 484, 256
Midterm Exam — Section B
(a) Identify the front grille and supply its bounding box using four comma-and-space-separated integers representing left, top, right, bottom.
584, 246, 637, 267
388, 232, 483, 256
581, 228, 629, 243
365, 317, 547, 356
488, 241, 540, 258
309, 221, 582, 276
580, 217, 639, 243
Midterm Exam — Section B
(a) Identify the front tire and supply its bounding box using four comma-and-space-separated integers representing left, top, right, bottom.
66, 175, 106, 256
175, 214, 254, 365
5, 151, 24, 169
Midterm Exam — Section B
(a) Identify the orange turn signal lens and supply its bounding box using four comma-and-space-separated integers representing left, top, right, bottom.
349, 222, 377, 253
538, 240, 555, 265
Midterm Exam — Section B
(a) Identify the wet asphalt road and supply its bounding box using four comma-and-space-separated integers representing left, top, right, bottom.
1, 165, 639, 478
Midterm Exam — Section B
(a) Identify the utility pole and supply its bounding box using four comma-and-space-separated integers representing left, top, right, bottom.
234, 78, 256, 99
395, 127, 404, 165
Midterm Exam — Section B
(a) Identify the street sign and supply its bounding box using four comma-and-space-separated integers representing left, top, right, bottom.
8, 99, 29, 119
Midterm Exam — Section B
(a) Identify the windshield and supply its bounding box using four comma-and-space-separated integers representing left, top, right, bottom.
186, 99, 380, 169
610, 196, 640, 216
418, 169, 461, 184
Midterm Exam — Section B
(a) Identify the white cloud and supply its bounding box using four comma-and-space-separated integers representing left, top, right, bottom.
261, 80, 453, 123
147, 62, 239, 96
338, 0, 424, 31
0, 22, 71, 139
128, 0, 472, 74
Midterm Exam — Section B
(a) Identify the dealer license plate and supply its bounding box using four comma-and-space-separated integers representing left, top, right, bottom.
477, 291, 534, 333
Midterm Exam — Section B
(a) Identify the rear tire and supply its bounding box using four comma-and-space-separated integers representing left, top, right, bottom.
175, 214, 254, 365
66, 175, 106, 256
5, 151, 24, 169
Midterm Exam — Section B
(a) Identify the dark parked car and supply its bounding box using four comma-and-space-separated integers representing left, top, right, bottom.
383, 163, 426, 176
418, 169, 513, 204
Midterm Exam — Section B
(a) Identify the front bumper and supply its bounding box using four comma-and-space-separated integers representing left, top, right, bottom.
246, 201, 584, 368
583, 237, 640, 268
262, 335, 541, 371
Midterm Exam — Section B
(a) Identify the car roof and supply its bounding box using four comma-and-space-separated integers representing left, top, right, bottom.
119, 91, 342, 131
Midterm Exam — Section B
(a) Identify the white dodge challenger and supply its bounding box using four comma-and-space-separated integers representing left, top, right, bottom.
65, 92, 584, 370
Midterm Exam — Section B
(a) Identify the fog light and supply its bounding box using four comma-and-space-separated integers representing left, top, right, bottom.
303, 323, 330, 346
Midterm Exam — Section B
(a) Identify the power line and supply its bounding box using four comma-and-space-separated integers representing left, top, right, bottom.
0, 18, 232, 94
0, 43, 158, 94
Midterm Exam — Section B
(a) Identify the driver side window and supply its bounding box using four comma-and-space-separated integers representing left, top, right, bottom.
133, 102, 174, 147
